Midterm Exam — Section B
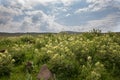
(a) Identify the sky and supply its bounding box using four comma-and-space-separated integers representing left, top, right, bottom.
0, 0, 120, 33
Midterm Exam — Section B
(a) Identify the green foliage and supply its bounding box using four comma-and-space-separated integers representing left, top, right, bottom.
0, 50, 15, 77
20, 35, 35, 44
12, 51, 25, 65
79, 56, 108, 80
0, 32, 120, 80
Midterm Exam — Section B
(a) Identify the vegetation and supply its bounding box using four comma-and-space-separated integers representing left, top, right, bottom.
0, 31, 120, 80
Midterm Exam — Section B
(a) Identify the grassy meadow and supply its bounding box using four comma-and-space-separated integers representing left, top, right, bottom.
0, 31, 120, 80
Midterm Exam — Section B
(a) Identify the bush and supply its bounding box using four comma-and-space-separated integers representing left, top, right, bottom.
0, 50, 15, 77
79, 56, 108, 80
12, 50, 26, 65
20, 35, 35, 44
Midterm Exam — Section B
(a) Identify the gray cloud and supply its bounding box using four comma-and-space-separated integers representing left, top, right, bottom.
0, 0, 68, 32
0, 0, 120, 32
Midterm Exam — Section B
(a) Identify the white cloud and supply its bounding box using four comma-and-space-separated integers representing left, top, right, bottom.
0, 0, 63, 32
60, 0, 78, 6
10, 0, 77, 7
26, 0, 79, 6
0, 7, 69, 32
75, 0, 113, 13
20, 10, 67, 32
0, 5, 21, 16
66, 13, 70, 17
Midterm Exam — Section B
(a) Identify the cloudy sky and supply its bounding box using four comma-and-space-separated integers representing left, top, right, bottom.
0, 0, 120, 33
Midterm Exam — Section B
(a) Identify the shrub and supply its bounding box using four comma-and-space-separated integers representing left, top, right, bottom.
79, 56, 108, 80
0, 50, 15, 77
12, 50, 26, 65
20, 35, 35, 44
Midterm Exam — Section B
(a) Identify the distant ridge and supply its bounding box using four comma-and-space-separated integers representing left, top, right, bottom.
59, 31, 82, 34
0, 31, 119, 36
0, 32, 57, 36
0, 31, 80, 36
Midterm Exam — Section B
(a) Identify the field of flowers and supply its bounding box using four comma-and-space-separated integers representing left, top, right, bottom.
0, 31, 120, 80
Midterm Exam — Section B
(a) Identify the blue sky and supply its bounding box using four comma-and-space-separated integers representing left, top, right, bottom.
0, 0, 120, 32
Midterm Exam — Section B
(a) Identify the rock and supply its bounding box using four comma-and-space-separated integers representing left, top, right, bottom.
0, 49, 6, 53
37, 64, 54, 80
